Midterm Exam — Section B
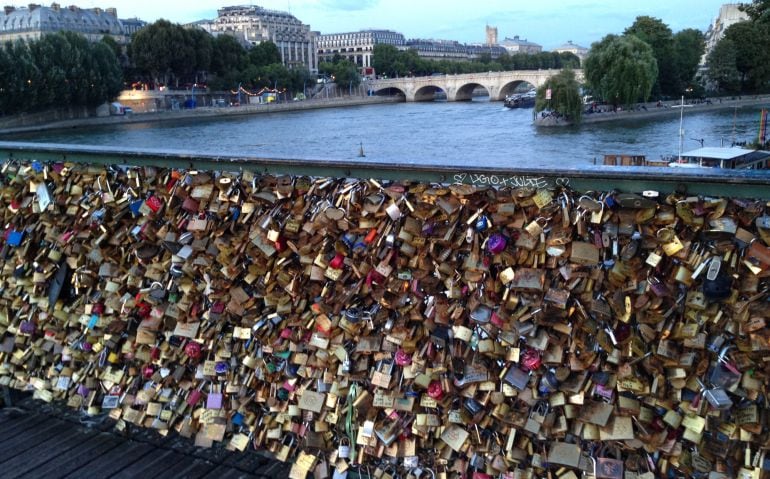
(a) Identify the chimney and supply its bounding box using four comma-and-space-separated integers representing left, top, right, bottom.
68, 5, 77, 12
3, 6, 14, 14
92, 7, 101, 14
28, 3, 39, 11
51, 2, 60, 11
105, 7, 116, 17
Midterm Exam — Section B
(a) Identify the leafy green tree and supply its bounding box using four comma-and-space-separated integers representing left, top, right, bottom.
187, 28, 213, 84
319, 60, 361, 91
89, 40, 124, 105
706, 37, 740, 92
724, 21, 770, 91
673, 29, 705, 94
535, 69, 583, 123
625, 16, 677, 96
584, 34, 658, 106
741, 0, 770, 23
129, 20, 196, 85
372, 44, 400, 78
249, 41, 281, 68
210, 35, 247, 76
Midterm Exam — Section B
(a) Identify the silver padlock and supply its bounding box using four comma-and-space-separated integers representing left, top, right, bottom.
337, 437, 351, 459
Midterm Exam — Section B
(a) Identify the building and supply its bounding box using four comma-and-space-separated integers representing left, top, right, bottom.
402, 39, 507, 62
485, 25, 498, 46
702, 3, 749, 65
0, 3, 137, 44
207, 5, 317, 73
553, 40, 588, 61
317, 29, 405, 68
500, 35, 542, 54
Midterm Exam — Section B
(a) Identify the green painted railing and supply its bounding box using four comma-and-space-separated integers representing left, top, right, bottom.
1, 141, 769, 199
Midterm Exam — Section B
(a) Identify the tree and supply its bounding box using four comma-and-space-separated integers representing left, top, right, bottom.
372, 44, 400, 78
741, 0, 770, 23
673, 29, 705, 94
584, 34, 658, 107
725, 21, 770, 91
249, 41, 281, 68
210, 35, 247, 76
706, 37, 740, 92
187, 28, 213, 84
625, 16, 677, 96
535, 69, 583, 123
128, 20, 196, 87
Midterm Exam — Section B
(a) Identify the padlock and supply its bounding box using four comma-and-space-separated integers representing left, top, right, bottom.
595, 445, 624, 479
276, 433, 297, 462
337, 437, 351, 459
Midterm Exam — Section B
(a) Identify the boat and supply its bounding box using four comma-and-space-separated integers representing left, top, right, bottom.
669, 146, 770, 169
605, 97, 770, 169
504, 91, 536, 109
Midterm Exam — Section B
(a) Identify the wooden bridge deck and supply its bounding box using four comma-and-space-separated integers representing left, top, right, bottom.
0, 393, 290, 479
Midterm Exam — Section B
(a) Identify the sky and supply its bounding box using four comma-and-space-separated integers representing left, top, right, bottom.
70, 0, 734, 50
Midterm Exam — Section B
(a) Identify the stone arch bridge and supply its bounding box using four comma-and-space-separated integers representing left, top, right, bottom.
368, 69, 584, 102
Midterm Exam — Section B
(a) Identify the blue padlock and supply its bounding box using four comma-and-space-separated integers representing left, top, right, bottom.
475, 215, 489, 232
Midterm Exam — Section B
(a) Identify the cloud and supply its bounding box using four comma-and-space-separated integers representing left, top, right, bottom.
318, 0, 380, 11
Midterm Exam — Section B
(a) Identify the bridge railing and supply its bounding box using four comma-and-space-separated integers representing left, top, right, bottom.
0, 141, 767, 199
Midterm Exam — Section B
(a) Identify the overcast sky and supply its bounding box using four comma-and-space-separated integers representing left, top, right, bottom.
78, 0, 733, 49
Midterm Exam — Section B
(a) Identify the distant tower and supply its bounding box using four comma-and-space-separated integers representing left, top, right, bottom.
486, 25, 498, 46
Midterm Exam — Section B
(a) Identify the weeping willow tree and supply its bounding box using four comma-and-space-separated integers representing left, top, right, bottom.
535, 69, 583, 124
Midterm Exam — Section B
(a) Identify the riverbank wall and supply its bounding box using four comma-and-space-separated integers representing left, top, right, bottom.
580, 96, 770, 125
0, 96, 400, 136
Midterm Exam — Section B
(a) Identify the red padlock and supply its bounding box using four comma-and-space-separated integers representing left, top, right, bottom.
427, 380, 444, 400
329, 252, 345, 270
184, 341, 202, 360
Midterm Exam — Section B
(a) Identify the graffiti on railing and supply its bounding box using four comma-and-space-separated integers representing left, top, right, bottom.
453, 172, 570, 189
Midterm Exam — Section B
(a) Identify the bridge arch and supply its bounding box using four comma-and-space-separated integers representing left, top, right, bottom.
413, 84, 446, 102
498, 80, 537, 101
371, 87, 407, 99
454, 82, 491, 102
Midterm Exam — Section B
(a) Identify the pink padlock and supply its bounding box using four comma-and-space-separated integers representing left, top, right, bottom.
394, 349, 412, 366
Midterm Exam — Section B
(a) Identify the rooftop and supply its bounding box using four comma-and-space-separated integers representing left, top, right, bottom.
681, 146, 761, 161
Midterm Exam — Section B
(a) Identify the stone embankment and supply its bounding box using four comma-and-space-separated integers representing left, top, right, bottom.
0, 96, 400, 135
580, 96, 770, 125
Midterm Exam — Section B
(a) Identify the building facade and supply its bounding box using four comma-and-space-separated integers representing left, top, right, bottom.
208, 5, 317, 73
500, 35, 542, 54
402, 39, 507, 62
553, 40, 588, 61
317, 30, 405, 68
0, 3, 137, 44
702, 3, 749, 65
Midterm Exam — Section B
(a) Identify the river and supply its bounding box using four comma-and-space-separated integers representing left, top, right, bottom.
5, 98, 770, 168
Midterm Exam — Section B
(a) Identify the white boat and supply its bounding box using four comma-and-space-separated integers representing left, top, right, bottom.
669, 146, 770, 169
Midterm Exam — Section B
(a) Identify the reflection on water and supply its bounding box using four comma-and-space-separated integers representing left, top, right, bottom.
5, 100, 769, 169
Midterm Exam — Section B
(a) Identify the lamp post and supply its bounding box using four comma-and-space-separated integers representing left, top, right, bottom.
237, 83, 242, 107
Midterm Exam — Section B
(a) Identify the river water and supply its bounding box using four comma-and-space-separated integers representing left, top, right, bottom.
7, 99, 770, 168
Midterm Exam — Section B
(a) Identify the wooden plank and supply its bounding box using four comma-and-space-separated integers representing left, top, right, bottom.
0, 413, 49, 438
110, 448, 188, 479
61, 441, 155, 478
31, 433, 123, 478
165, 458, 218, 479
201, 464, 258, 479
1, 426, 96, 478
223, 451, 272, 472
0, 420, 71, 461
